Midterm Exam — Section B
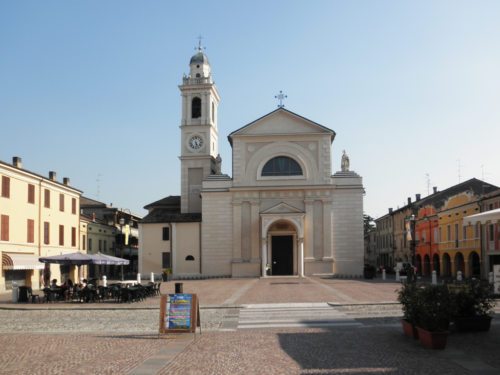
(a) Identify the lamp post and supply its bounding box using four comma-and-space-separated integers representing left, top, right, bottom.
119, 217, 125, 280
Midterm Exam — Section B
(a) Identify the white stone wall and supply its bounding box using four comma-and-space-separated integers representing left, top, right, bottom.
201, 191, 233, 276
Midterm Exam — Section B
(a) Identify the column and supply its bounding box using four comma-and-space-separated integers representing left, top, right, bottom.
323, 200, 332, 259
232, 202, 242, 261
261, 238, 267, 277
298, 238, 304, 277
250, 201, 260, 262
304, 199, 314, 259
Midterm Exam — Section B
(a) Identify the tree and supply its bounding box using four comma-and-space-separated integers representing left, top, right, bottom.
363, 214, 375, 236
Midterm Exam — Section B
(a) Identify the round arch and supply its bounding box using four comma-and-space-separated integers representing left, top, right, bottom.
455, 252, 465, 276
423, 254, 431, 276
469, 251, 481, 277
432, 254, 440, 276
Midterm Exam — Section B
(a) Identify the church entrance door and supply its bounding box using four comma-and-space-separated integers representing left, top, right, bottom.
271, 235, 293, 275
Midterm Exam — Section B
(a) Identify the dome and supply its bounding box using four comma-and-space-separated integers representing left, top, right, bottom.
190, 51, 210, 65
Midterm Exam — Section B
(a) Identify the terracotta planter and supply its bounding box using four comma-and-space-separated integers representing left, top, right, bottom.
454, 316, 492, 332
401, 319, 419, 339
416, 327, 449, 350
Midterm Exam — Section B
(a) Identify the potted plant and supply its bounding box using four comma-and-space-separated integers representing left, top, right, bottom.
265, 264, 271, 276
397, 281, 419, 339
451, 279, 495, 332
162, 268, 172, 282
415, 284, 452, 349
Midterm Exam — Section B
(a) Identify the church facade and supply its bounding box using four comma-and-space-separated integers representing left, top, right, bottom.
139, 48, 364, 278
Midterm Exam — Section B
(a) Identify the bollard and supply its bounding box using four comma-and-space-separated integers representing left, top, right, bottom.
457, 270, 463, 281
137, 273, 141, 285
382, 269, 386, 281
489, 272, 494, 284
432, 270, 437, 285
102, 275, 107, 287
175, 282, 183, 294
151, 272, 155, 283
395, 270, 400, 282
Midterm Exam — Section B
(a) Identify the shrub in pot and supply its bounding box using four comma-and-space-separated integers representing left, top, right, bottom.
397, 281, 419, 339
415, 284, 452, 349
451, 279, 495, 332
364, 264, 376, 279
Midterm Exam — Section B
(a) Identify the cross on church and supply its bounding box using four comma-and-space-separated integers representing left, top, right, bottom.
196, 35, 205, 51
275, 90, 287, 108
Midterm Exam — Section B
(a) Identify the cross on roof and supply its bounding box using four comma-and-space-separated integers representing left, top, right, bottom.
275, 90, 287, 108
196, 35, 205, 52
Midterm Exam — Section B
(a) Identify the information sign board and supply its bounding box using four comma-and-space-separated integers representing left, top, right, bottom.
159, 293, 199, 335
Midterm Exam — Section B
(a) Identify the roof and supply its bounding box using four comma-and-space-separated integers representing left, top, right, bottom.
80, 196, 107, 208
227, 107, 336, 146
141, 209, 201, 223
190, 51, 209, 65
143, 195, 180, 210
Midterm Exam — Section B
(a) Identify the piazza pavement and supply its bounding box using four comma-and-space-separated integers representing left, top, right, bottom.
0, 276, 499, 374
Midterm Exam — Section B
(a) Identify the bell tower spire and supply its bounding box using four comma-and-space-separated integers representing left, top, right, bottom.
178, 41, 220, 214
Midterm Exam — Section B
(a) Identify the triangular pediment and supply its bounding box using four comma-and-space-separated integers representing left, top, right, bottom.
261, 202, 303, 214
228, 108, 335, 144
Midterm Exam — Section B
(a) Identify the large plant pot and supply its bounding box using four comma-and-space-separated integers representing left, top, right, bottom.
401, 319, 419, 339
454, 316, 492, 332
416, 327, 449, 350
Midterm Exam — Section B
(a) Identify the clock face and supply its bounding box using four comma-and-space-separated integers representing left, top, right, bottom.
189, 135, 203, 150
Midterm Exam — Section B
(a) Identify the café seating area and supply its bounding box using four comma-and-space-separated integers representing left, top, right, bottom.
38, 281, 161, 303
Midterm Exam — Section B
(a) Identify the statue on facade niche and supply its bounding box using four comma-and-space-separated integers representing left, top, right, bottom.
215, 154, 222, 175
341, 150, 350, 172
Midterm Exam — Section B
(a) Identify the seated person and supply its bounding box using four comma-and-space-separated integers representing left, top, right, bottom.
50, 279, 58, 288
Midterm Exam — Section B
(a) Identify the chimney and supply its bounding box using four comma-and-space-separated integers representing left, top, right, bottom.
416, 194, 421, 201
407, 197, 411, 205
389, 208, 393, 214
49, 171, 57, 181
12, 156, 22, 169
63, 177, 70, 185
433, 186, 438, 194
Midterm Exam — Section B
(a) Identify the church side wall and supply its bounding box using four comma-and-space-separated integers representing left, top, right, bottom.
201, 191, 233, 276
139, 223, 169, 276
332, 186, 364, 276
174, 222, 201, 275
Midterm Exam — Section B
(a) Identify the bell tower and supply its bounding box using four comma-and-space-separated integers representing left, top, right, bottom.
179, 42, 220, 213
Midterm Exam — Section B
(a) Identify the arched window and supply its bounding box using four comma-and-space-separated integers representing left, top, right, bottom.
262, 156, 303, 176
185, 255, 195, 261
191, 97, 201, 119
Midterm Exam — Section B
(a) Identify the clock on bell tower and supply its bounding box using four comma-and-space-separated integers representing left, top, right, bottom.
179, 41, 220, 213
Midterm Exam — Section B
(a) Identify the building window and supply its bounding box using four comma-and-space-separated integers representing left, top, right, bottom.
44, 222, 50, 244
447, 225, 451, 241
59, 194, 65, 212
1, 176, 10, 198
455, 223, 459, 248
211, 101, 215, 122
475, 223, 480, 238
99, 239, 102, 251
72, 198, 77, 214
490, 224, 495, 241
162, 227, 170, 241
88, 238, 92, 251
59, 225, 64, 246
162, 252, 171, 269
82, 235, 86, 250
434, 228, 438, 243
27, 219, 35, 243
1, 215, 9, 241
192, 97, 201, 118
262, 156, 303, 176
71, 227, 76, 247
28, 184, 35, 204
104, 240, 107, 252
44, 189, 50, 208
185, 255, 195, 261
463, 226, 467, 240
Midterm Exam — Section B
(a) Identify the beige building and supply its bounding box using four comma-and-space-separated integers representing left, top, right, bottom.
139, 48, 365, 278
0, 157, 82, 292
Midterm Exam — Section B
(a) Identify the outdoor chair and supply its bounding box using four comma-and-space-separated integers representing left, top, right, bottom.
28, 287, 40, 303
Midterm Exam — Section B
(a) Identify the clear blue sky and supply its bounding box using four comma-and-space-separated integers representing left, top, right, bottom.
1, 1, 499, 218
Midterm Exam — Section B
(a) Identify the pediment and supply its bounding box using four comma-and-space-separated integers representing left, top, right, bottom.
261, 202, 303, 214
228, 108, 335, 144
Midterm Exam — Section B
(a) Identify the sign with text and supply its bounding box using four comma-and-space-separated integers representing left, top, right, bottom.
159, 293, 199, 334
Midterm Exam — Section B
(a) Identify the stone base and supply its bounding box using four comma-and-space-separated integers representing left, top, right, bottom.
304, 258, 334, 275
231, 261, 261, 277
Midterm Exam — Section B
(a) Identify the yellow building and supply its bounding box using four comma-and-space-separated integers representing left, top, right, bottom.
0, 157, 82, 292
438, 191, 482, 278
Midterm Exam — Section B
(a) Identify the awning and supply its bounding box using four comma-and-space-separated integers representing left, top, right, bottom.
463, 208, 500, 226
2, 253, 45, 270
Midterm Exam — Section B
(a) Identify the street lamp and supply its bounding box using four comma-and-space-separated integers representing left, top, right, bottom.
119, 217, 125, 280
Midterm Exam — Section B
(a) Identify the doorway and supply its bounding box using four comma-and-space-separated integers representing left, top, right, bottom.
271, 235, 293, 275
